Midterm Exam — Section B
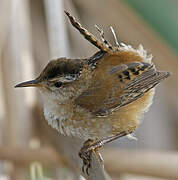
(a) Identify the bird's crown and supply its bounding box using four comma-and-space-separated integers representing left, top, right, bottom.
37, 58, 83, 83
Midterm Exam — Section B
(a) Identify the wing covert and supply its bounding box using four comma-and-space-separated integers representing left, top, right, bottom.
75, 61, 170, 116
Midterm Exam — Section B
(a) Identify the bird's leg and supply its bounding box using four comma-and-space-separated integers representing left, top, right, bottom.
79, 131, 128, 175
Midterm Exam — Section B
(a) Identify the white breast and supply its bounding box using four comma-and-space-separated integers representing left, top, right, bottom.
43, 104, 67, 135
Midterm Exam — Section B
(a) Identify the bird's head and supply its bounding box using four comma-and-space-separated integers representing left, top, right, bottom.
15, 58, 89, 102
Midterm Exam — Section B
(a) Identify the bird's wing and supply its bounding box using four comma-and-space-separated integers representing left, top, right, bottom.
108, 62, 170, 111
75, 61, 170, 116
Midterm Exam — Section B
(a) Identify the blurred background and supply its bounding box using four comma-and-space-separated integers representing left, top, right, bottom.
0, 0, 178, 179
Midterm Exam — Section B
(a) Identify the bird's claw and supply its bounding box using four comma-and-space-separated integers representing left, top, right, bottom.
79, 139, 94, 175
79, 146, 92, 175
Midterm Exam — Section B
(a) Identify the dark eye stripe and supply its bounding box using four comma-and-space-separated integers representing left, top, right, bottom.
54, 82, 62, 88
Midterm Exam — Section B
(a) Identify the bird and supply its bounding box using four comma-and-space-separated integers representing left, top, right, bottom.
15, 11, 170, 174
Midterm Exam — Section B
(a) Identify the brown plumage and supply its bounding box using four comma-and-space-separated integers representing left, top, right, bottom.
76, 54, 169, 116
15, 11, 170, 175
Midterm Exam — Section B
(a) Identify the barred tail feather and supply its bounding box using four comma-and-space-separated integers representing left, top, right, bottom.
64, 11, 112, 52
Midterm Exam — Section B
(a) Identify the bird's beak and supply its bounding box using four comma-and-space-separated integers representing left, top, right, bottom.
14, 79, 41, 88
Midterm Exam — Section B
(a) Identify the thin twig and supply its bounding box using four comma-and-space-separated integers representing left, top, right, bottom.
104, 149, 178, 179
0, 146, 178, 179
0, 146, 61, 166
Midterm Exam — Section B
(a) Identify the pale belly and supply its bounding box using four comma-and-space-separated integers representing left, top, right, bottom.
44, 108, 113, 140
44, 89, 155, 140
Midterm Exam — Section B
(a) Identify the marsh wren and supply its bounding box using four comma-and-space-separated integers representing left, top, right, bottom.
15, 11, 170, 174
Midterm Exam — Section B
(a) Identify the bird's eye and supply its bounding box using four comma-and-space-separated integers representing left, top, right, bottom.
54, 81, 62, 88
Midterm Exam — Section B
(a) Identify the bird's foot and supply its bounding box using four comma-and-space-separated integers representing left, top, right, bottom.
79, 139, 103, 175
79, 132, 128, 175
